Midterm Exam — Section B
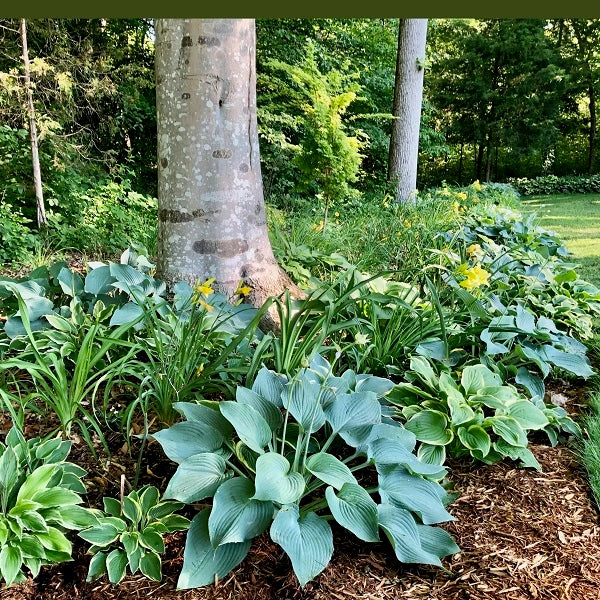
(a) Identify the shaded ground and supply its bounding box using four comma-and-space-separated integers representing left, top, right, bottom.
1, 389, 599, 600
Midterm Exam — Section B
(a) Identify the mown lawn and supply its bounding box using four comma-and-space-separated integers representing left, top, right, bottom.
521, 193, 600, 286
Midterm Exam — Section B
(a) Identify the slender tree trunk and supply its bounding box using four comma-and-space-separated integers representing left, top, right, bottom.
476, 143, 485, 181
387, 18, 428, 204
20, 19, 46, 228
588, 83, 596, 174
458, 142, 464, 186
155, 19, 299, 318
484, 138, 493, 182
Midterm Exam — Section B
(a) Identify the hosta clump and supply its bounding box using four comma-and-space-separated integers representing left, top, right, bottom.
152, 356, 459, 589
79, 485, 190, 584
0, 428, 97, 586
389, 357, 580, 470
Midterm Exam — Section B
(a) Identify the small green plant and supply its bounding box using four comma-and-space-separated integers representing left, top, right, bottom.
153, 356, 458, 589
0, 428, 97, 586
79, 485, 190, 584
389, 357, 580, 469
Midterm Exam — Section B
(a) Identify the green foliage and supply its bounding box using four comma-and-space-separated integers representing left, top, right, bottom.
153, 356, 458, 588
389, 357, 579, 469
0, 428, 97, 586
266, 41, 365, 221
79, 485, 189, 584
511, 174, 600, 196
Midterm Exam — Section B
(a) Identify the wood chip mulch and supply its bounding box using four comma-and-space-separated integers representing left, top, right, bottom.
2, 441, 599, 600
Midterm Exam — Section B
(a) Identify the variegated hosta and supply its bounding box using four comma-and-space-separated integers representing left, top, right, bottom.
152, 355, 459, 588
389, 357, 580, 469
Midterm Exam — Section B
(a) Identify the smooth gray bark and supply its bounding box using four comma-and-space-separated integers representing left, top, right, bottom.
387, 19, 428, 204
20, 18, 46, 228
155, 19, 295, 309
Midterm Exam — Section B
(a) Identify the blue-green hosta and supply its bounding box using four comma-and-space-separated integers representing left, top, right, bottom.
79, 485, 190, 584
389, 357, 580, 470
0, 428, 97, 586
152, 356, 459, 588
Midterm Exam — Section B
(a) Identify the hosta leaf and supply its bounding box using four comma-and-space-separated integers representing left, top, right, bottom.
19, 534, 46, 559
409, 356, 438, 388
109, 302, 144, 327
219, 402, 272, 454
173, 402, 233, 439
252, 367, 286, 407
416, 444, 446, 467
32, 487, 82, 507
236, 387, 283, 431
461, 365, 502, 396
122, 496, 142, 526
86, 551, 108, 582
177, 509, 250, 589
36, 526, 72, 554
0, 545, 22, 586
378, 467, 454, 525
208, 477, 273, 547
325, 484, 379, 542
457, 425, 491, 457
164, 453, 230, 503
377, 504, 442, 566
494, 440, 542, 470
16, 464, 57, 503
354, 374, 395, 398
447, 394, 475, 426
252, 453, 305, 505
57, 267, 84, 297
282, 372, 326, 433
79, 523, 121, 547
140, 551, 162, 582
404, 411, 453, 446
270, 504, 333, 588
106, 548, 128, 584
306, 453, 357, 489
140, 528, 165, 554
515, 367, 545, 401
490, 416, 527, 447
416, 524, 460, 559
324, 391, 381, 433
152, 422, 224, 464
369, 438, 447, 479
16, 510, 48, 533
542, 346, 594, 378
505, 400, 548, 430
84, 265, 115, 295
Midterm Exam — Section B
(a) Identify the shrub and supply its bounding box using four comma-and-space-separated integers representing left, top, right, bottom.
510, 173, 600, 196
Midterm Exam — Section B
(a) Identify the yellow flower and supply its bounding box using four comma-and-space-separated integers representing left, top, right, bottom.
459, 264, 490, 291
311, 220, 324, 232
383, 201, 389, 208
334, 211, 340, 217
403, 219, 411, 228
355, 333, 370, 346
466, 243, 484, 261
197, 298, 214, 312
471, 180, 482, 191
196, 363, 205, 376
194, 277, 215, 296
452, 200, 461, 213
235, 280, 252, 296
457, 192, 468, 201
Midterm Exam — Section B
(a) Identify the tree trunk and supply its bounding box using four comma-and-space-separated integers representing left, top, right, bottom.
155, 19, 299, 319
588, 83, 596, 174
458, 142, 464, 186
20, 19, 47, 228
387, 18, 428, 204
484, 138, 493, 182
476, 143, 484, 181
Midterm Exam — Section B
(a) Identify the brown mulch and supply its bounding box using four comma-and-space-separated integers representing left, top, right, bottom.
2, 428, 600, 599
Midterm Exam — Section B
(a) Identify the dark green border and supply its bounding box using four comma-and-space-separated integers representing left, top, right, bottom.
7, 0, 600, 18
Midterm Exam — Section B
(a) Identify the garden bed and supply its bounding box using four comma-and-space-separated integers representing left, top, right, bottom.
1, 386, 598, 600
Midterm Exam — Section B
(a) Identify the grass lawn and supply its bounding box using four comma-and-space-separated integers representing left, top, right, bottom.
521, 193, 600, 286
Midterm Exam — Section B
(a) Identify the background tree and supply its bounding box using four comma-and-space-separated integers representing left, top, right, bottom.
387, 18, 428, 203
155, 18, 297, 310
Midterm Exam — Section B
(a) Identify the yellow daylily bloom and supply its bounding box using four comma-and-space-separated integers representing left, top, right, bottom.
235, 280, 252, 296
196, 298, 214, 312
466, 243, 484, 261
311, 220, 324, 232
196, 363, 205, 376
459, 264, 490, 291
403, 219, 411, 228
194, 277, 215, 296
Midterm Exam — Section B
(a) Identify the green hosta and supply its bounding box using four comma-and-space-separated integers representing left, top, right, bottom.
79, 486, 190, 584
389, 357, 580, 470
0, 428, 97, 586
153, 356, 459, 589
